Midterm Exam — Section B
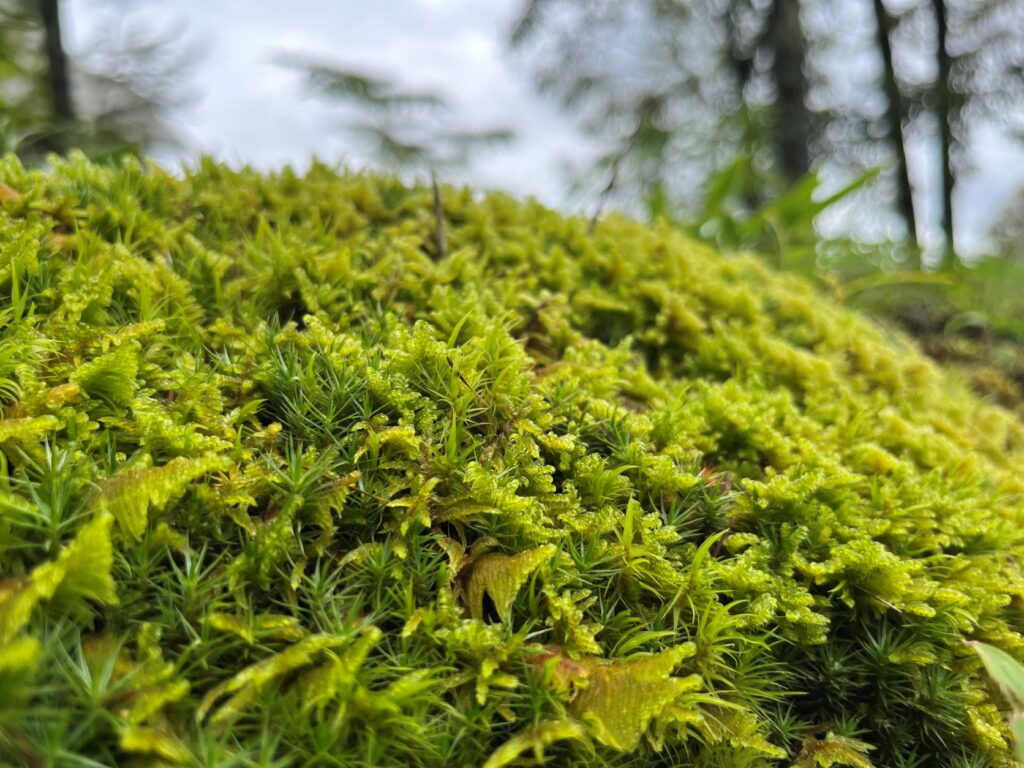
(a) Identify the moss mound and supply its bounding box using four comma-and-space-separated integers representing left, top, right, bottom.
2, 155, 1024, 767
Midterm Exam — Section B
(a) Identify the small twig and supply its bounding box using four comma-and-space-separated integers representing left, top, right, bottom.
445, 354, 472, 390
431, 169, 447, 259
589, 163, 619, 234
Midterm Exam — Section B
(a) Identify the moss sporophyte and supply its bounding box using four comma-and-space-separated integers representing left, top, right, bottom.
1, 153, 1023, 766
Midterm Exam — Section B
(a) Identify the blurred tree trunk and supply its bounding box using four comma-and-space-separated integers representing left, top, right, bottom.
725, 0, 765, 210
932, 0, 956, 263
40, 0, 73, 126
870, 0, 919, 250
726, 1, 754, 92
765, 0, 811, 183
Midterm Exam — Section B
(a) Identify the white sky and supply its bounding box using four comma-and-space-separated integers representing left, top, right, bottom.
64, 0, 1024, 253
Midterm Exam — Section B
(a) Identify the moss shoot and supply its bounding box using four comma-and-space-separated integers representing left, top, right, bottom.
1, 155, 1023, 767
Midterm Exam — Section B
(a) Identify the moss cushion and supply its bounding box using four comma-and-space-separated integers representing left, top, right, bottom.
1, 155, 1023, 767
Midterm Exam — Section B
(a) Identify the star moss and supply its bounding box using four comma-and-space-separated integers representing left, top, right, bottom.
1, 154, 1023, 767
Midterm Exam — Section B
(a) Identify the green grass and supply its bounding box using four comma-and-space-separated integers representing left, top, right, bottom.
1, 153, 1023, 766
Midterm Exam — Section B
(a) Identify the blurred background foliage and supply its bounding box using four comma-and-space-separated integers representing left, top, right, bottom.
1, 0, 1023, 411
280, 56, 515, 173
0, 0, 191, 159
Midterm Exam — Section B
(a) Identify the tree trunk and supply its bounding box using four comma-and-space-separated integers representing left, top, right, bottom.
870, 0, 919, 252
932, 0, 956, 264
765, 0, 812, 183
725, 0, 766, 210
726, 0, 755, 94
40, 0, 73, 126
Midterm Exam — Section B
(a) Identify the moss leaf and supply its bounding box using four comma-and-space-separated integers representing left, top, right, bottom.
466, 544, 556, 623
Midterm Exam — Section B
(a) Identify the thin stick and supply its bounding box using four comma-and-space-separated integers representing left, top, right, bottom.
431, 169, 447, 259
588, 152, 623, 234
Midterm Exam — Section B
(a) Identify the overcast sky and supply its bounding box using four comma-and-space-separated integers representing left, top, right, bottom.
64, 0, 1024, 253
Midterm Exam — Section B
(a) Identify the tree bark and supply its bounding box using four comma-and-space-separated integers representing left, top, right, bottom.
726, 0, 755, 94
870, 0, 919, 251
40, 0, 74, 126
932, 0, 956, 263
725, 0, 766, 210
765, 0, 812, 183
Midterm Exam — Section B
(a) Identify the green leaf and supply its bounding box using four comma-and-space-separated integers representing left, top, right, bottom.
569, 643, 700, 751
71, 341, 141, 407
119, 725, 191, 764
483, 719, 590, 768
196, 633, 352, 727
0, 415, 59, 443
970, 642, 1024, 709
0, 635, 41, 673
95, 453, 230, 539
466, 544, 556, 623
971, 641, 1024, 760
295, 626, 383, 719
791, 731, 874, 768
0, 511, 118, 643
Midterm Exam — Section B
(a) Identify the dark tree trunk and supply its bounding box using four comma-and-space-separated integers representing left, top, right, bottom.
726, 0, 754, 93
40, 0, 73, 126
932, 0, 956, 263
765, 0, 812, 183
725, 0, 766, 210
871, 0, 919, 251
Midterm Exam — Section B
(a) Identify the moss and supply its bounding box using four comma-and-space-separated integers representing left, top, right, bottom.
0, 153, 1023, 767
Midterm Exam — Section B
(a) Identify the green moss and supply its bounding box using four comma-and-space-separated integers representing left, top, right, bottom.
1, 153, 1023, 767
